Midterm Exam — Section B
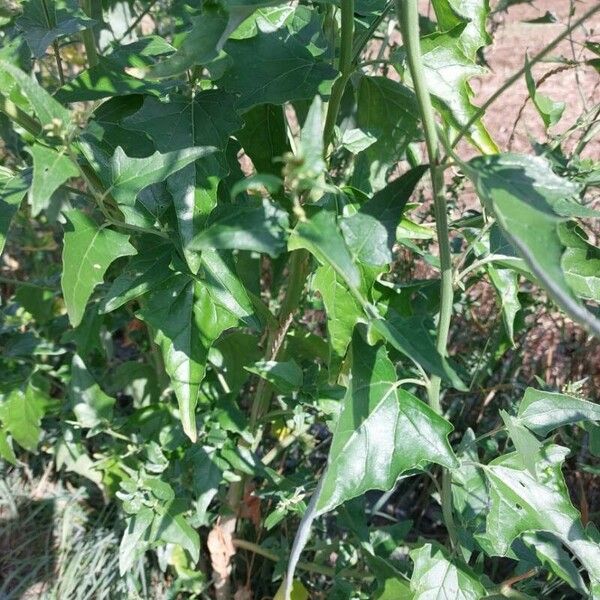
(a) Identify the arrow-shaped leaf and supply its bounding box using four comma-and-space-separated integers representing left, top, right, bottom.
137, 273, 239, 441
516, 387, 600, 436
315, 329, 457, 515
78, 141, 217, 208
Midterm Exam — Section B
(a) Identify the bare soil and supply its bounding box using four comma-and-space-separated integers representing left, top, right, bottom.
473, 0, 600, 157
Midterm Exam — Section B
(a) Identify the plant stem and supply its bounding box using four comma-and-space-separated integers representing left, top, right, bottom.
396, 0, 458, 549
52, 41, 65, 85
451, 2, 600, 149
322, 0, 354, 152
219, 249, 310, 599
38, 0, 66, 83
0, 95, 42, 137
81, 0, 99, 67
249, 249, 309, 430
233, 538, 368, 580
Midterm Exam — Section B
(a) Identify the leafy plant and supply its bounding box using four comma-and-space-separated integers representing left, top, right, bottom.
1, 0, 600, 598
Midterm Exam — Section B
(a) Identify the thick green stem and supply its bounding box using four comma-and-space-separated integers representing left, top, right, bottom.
396, 0, 458, 548
0, 95, 42, 137
322, 0, 354, 152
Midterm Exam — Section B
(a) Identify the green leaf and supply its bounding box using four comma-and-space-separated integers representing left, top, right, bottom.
1, 382, 48, 452
189, 198, 289, 257
314, 329, 457, 515
482, 445, 600, 584
340, 128, 377, 154
313, 264, 363, 377
409, 543, 487, 600
61, 303, 102, 356
220, 28, 337, 109
245, 359, 303, 394
17, 0, 94, 58
61, 211, 136, 327
137, 273, 238, 442
274, 579, 309, 600
289, 209, 363, 293
353, 76, 420, 189
146, 4, 230, 79
518, 532, 588, 596
184, 446, 223, 526
119, 507, 153, 575
69, 354, 116, 429
501, 409, 542, 475
0, 167, 30, 256
56, 59, 172, 103
0, 429, 17, 465
294, 95, 326, 190
452, 429, 488, 534
123, 91, 242, 271
375, 578, 413, 600
516, 387, 600, 436
230, 5, 296, 39
525, 55, 565, 128
230, 174, 283, 199
236, 104, 290, 176
201, 249, 259, 327
397, 26, 497, 154
487, 266, 520, 344
154, 501, 200, 561
100, 241, 174, 313
79, 142, 217, 209
431, 0, 490, 59
27, 143, 78, 216
341, 166, 426, 266
0, 60, 70, 128
370, 310, 466, 390
558, 221, 600, 303
464, 153, 600, 337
